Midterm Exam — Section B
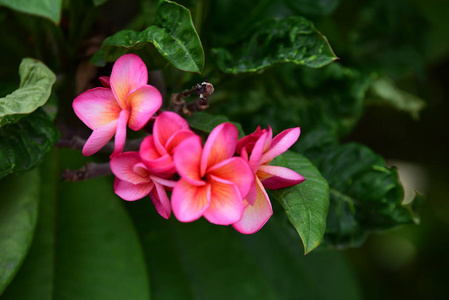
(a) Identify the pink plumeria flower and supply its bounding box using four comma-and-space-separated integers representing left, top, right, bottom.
172, 123, 254, 225
73, 54, 162, 156
110, 151, 176, 219
140, 111, 195, 178
232, 126, 305, 234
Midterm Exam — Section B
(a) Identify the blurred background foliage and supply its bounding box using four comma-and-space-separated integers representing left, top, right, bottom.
0, 0, 448, 299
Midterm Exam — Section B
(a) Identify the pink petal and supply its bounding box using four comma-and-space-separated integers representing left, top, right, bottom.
165, 130, 196, 154
248, 131, 269, 172
244, 177, 257, 206
127, 85, 162, 131
110, 54, 148, 108
99, 76, 110, 88
201, 123, 238, 175
82, 120, 118, 156
73, 87, 121, 130
110, 152, 152, 185
151, 176, 177, 189
174, 135, 205, 186
232, 177, 273, 234
207, 157, 254, 199
149, 182, 171, 219
140, 136, 175, 177
154, 111, 191, 153
204, 176, 244, 225
261, 127, 300, 164
258, 164, 305, 189
236, 126, 262, 155
172, 179, 211, 222
111, 109, 129, 157
114, 178, 154, 201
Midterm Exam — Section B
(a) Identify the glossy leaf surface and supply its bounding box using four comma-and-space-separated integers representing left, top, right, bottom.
269, 151, 329, 254
213, 16, 337, 74
0, 58, 56, 127
0, 169, 40, 294
94, 0, 204, 73
0, 0, 62, 23
0, 110, 59, 180
312, 143, 415, 247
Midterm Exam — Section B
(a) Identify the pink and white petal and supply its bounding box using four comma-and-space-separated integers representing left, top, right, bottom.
111, 109, 130, 157
145, 155, 175, 177
110, 54, 148, 108
151, 175, 177, 188
165, 130, 196, 154
204, 176, 244, 225
232, 177, 273, 234
149, 182, 171, 219
154, 111, 191, 151
207, 157, 254, 199
114, 177, 153, 201
99, 76, 110, 88
261, 127, 300, 164
174, 135, 205, 186
73, 87, 121, 130
127, 85, 162, 131
248, 131, 269, 172
172, 179, 211, 222
110, 152, 151, 184
82, 120, 117, 156
258, 164, 305, 190
244, 178, 258, 206
201, 123, 238, 175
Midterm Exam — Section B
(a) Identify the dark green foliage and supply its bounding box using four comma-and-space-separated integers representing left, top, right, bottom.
0, 109, 59, 180
213, 16, 337, 73
310, 143, 415, 247
93, 0, 204, 73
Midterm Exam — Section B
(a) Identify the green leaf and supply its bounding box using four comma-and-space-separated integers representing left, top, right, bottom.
312, 143, 415, 248
95, 0, 204, 73
186, 112, 246, 137
126, 199, 361, 300
2, 149, 150, 300
213, 16, 337, 74
0, 58, 56, 127
0, 169, 40, 294
366, 76, 426, 119
269, 151, 329, 254
0, 0, 62, 23
0, 109, 59, 180
283, 0, 340, 17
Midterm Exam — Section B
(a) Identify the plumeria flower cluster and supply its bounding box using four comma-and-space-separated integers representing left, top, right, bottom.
73, 54, 305, 234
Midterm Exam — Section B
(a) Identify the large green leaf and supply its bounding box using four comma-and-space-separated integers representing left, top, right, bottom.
0, 109, 59, 180
0, 58, 56, 127
213, 16, 337, 74
126, 199, 361, 300
94, 0, 204, 73
269, 151, 329, 254
0, 0, 62, 23
0, 169, 40, 294
2, 150, 150, 300
311, 143, 416, 247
